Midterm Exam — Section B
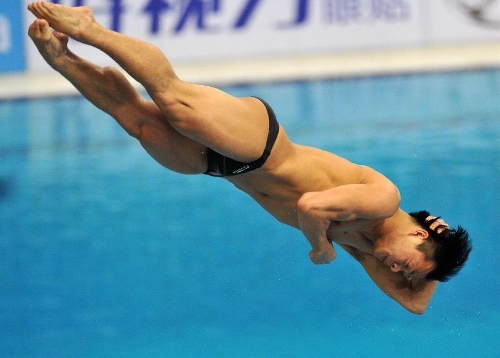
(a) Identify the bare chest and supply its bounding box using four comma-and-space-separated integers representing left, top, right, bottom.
326, 220, 378, 254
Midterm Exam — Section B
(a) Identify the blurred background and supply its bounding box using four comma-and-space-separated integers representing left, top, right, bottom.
1, 0, 499, 357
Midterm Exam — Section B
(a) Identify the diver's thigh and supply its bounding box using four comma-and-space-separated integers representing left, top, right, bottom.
154, 82, 270, 162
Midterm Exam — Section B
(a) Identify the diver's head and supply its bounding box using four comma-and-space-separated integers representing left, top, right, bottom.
409, 210, 472, 282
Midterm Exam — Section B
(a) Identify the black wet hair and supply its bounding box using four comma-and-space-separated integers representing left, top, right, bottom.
409, 210, 472, 282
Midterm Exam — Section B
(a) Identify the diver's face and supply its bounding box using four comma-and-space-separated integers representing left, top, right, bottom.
374, 232, 434, 279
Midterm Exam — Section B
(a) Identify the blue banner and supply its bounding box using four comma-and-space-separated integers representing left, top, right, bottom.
0, 1, 25, 73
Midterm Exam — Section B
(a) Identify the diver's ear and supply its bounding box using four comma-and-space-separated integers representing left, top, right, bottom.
413, 229, 429, 240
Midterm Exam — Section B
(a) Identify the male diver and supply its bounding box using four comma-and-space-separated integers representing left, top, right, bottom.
27, 1, 471, 314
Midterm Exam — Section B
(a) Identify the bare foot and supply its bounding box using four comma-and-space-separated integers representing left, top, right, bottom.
28, 18, 69, 68
27, 1, 97, 42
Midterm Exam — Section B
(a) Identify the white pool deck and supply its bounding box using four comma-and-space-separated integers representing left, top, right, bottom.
0, 42, 499, 100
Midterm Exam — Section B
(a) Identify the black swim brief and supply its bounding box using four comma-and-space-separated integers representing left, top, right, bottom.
204, 97, 279, 177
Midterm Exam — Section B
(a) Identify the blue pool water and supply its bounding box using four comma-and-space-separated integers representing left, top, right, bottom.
0, 69, 499, 357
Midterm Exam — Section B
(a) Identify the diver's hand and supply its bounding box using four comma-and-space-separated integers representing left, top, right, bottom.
309, 244, 337, 264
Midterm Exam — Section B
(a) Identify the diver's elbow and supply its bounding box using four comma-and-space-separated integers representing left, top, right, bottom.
406, 302, 428, 315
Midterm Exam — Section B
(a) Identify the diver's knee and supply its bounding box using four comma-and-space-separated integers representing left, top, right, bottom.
151, 91, 196, 131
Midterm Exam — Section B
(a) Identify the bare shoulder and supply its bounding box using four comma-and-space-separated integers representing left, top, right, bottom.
358, 164, 401, 201
357, 164, 395, 185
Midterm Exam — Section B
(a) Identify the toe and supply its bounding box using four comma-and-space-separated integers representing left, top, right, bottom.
27, 21, 37, 38
38, 18, 48, 30
28, 2, 41, 17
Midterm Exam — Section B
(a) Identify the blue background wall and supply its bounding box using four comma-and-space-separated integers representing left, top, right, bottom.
0, 1, 26, 73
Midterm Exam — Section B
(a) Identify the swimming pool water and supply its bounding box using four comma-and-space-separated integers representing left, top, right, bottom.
1, 69, 499, 357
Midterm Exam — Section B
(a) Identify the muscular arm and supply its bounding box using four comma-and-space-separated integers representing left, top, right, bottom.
297, 169, 400, 264
340, 244, 438, 314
